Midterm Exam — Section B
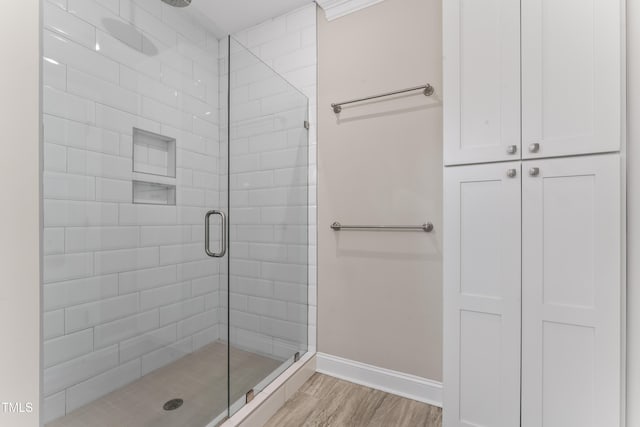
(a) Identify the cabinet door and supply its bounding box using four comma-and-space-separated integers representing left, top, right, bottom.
443, 0, 520, 165
522, 0, 623, 159
521, 154, 622, 427
443, 162, 521, 427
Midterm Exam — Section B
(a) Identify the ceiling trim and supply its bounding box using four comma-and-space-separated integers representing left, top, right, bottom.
316, 0, 385, 21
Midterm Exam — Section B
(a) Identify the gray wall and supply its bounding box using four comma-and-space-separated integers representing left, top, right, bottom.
0, 1, 41, 426
627, 0, 640, 423
317, 0, 443, 381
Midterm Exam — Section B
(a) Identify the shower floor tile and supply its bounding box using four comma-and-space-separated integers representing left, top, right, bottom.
46, 341, 282, 427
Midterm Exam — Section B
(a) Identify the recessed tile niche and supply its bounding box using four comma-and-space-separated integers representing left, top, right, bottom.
132, 128, 177, 205
133, 128, 176, 177
132, 181, 176, 206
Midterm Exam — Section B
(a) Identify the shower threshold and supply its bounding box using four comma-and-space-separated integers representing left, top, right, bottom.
46, 342, 281, 427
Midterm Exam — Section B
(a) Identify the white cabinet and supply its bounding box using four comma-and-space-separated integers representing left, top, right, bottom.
444, 0, 623, 165
443, 0, 625, 423
521, 154, 622, 427
521, 0, 623, 159
443, 155, 623, 427
443, 162, 522, 427
443, 0, 520, 165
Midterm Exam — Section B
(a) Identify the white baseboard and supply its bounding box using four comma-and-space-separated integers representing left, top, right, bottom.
316, 352, 442, 408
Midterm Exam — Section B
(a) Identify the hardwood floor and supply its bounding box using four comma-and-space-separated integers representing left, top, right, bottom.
265, 373, 442, 427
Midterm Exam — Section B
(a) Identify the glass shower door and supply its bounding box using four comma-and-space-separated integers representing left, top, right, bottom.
42, 5, 307, 422
222, 37, 310, 418
41, 2, 228, 426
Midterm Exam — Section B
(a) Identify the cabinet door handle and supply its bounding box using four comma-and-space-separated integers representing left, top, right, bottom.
506, 145, 517, 155
529, 167, 540, 177
529, 142, 540, 153
506, 169, 517, 178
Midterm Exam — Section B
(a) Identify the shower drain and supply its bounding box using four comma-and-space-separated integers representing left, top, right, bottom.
163, 398, 184, 411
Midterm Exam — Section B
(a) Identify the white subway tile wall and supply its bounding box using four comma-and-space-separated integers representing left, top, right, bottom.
223, 4, 318, 358
42, 0, 316, 424
42, 0, 221, 422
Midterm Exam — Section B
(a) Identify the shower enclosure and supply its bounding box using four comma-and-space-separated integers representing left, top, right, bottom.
41, 1, 309, 425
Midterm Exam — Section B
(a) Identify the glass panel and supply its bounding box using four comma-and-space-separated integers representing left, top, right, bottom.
226, 36, 309, 418
41, 2, 226, 426
42, 4, 308, 425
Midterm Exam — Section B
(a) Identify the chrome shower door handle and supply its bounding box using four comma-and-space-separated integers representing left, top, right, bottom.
205, 210, 227, 258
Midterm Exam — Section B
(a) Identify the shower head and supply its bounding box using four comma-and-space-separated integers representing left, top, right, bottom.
161, 0, 191, 7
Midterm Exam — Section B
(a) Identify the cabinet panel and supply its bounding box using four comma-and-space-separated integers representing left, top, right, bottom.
443, 0, 520, 165
459, 311, 502, 425
521, 154, 622, 426
443, 162, 521, 426
522, 0, 623, 158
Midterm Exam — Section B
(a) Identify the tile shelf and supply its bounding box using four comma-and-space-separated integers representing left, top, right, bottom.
132, 181, 176, 206
132, 128, 177, 206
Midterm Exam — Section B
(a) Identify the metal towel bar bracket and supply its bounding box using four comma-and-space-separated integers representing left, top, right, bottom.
330, 221, 434, 232
331, 84, 435, 114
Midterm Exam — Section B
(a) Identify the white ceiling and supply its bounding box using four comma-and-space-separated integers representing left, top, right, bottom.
189, 0, 314, 38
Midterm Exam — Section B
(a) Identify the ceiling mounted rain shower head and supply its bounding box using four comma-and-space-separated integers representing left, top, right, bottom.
161, 0, 191, 7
